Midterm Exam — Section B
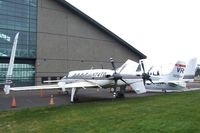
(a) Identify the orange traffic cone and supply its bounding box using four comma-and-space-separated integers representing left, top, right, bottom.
11, 96, 17, 108
49, 95, 55, 105
39, 89, 44, 97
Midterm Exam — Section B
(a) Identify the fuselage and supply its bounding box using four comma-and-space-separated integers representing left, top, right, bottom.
145, 80, 187, 93
59, 69, 142, 88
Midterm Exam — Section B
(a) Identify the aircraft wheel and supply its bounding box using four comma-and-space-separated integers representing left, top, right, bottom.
162, 89, 167, 93
116, 92, 125, 98
73, 97, 79, 102
70, 97, 79, 103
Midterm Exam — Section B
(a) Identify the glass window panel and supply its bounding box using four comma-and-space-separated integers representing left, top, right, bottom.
0, 63, 35, 86
2, 0, 37, 6
0, 0, 37, 86
0, 30, 36, 58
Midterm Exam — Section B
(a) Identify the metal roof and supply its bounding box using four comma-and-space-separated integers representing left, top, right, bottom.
55, 0, 147, 59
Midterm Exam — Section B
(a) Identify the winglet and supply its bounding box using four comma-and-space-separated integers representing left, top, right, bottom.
4, 32, 19, 94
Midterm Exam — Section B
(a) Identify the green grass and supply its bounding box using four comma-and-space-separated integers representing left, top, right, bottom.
1, 91, 200, 133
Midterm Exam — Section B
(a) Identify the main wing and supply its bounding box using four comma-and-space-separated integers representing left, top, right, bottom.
9, 84, 60, 91
61, 80, 102, 89
5, 80, 101, 93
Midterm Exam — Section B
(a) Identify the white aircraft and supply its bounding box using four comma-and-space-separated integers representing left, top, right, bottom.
144, 58, 197, 92
1, 32, 19, 85
4, 58, 147, 102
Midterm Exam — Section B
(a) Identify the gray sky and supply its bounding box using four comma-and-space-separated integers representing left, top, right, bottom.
66, 0, 200, 73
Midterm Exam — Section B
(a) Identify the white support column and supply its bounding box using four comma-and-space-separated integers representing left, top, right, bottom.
70, 88, 76, 102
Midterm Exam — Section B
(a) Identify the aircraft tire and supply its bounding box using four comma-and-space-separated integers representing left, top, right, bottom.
162, 89, 167, 93
74, 97, 79, 102
116, 92, 125, 98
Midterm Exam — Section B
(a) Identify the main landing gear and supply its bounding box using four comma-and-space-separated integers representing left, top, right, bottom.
113, 87, 125, 98
114, 91, 125, 98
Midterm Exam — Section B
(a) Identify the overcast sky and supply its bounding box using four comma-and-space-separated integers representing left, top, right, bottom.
66, 0, 200, 73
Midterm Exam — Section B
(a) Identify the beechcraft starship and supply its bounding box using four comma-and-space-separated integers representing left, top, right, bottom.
4, 57, 148, 102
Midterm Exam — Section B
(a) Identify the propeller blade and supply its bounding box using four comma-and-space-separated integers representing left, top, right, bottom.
147, 66, 154, 73
120, 78, 129, 86
110, 58, 116, 73
141, 61, 145, 73
142, 73, 153, 84
143, 78, 146, 85
149, 78, 154, 84
114, 79, 117, 90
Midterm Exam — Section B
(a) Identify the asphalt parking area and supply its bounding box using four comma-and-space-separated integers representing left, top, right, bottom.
0, 88, 156, 110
